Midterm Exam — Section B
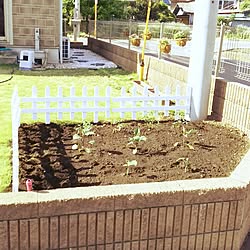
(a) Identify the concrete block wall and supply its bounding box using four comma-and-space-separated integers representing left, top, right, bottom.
0, 158, 250, 250
12, 0, 60, 49
142, 56, 188, 93
211, 78, 250, 137
88, 37, 138, 72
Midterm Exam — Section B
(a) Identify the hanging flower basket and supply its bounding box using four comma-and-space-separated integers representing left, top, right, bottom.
174, 31, 189, 47
140, 31, 152, 40
175, 38, 187, 47
129, 34, 141, 47
159, 39, 171, 54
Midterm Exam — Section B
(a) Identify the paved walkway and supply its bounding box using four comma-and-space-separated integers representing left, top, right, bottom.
46, 48, 117, 70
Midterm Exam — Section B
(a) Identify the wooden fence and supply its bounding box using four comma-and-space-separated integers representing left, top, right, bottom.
11, 85, 192, 192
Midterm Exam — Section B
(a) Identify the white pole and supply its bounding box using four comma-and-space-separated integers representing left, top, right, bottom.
59, 0, 63, 64
188, 0, 219, 121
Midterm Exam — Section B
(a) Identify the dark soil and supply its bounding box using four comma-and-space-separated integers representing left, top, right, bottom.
18, 120, 249, 191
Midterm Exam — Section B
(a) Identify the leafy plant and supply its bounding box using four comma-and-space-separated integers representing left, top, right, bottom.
128, 128, 147, 154
173, 124, 196, 150
142, 112, 160, 129
123, 160, 137, 176
173, 157, 190, 172
72, 121, 95, 151
112, 123, 124, 133
159, 38, 171, 53
159, 38, 170, 46
174, 30, 188, 40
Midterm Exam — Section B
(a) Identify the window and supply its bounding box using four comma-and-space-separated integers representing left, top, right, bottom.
0, 0, 4, 36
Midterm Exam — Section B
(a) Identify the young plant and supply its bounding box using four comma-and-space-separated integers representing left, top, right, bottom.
128, 128, 147, 154
174, 157, 190, 172
142, 111, 160, 129
112, 123, 124, 133
173, 124, 196, 150
123, 160, 137, 176
72, 121, 95, 151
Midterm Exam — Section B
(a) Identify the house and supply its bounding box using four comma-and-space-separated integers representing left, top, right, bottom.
171, 0, 244, 25
0, 0, 63, 64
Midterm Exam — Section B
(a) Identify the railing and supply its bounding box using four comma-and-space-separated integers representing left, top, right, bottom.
11, 84, 192, 192
86, 20, 250, 83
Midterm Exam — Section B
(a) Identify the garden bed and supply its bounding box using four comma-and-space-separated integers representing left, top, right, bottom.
18, 120, 249, 191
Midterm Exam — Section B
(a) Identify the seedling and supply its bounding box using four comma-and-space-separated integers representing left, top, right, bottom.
142, 111, 160, 129
123, 160, 137, 176
173, 124, 195, 150
112, 123, 124, 133
174, 157, 190, 172
128, 128, 147, 154
76, 121, 95, 137
72, 121, 95, 151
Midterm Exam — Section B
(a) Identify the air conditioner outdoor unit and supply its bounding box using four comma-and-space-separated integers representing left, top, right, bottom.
62, 36, 70, 59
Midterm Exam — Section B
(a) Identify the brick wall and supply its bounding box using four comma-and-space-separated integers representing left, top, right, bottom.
12, 0, 60, 49
0, 156, 250, 250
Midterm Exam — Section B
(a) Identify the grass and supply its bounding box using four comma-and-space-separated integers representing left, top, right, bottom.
0, 64, 137, 192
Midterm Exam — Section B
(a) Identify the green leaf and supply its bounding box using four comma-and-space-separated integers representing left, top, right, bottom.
186, 143, 194, 150
134, 127, 140, 136
73, 134, 81, 140
84, 131, 95, 136
127, 160, 137, 167
85, 148, 91, 154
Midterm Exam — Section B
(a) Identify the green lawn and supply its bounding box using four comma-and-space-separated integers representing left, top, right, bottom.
0, 64, 137, 192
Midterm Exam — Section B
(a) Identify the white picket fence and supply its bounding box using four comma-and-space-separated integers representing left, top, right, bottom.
11, 84, 192, 192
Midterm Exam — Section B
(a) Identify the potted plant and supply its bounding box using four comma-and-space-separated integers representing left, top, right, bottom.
140, 31, 152, 40
129, 34, 141, 46
159, 39, 171, 54
174, 31, 188, 47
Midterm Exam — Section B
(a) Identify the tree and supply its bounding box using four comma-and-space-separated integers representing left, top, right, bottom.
80, 0, 127, 21
63, 0, 74, 23
240, 0, 250, 10
127, 0, 175, 22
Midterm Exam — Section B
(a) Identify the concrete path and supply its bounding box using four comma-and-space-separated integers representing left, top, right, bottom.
46, 48, 117, 70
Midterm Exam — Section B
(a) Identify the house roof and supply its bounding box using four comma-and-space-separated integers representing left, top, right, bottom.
176, 2, 195, 13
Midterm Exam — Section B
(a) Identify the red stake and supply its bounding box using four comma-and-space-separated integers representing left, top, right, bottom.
26, 179, 33, 192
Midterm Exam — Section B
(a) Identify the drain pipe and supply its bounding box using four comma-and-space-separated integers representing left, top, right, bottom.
59, 0, 63, 64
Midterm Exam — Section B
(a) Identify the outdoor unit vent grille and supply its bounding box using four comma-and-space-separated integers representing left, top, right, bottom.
62, 36, 70, 59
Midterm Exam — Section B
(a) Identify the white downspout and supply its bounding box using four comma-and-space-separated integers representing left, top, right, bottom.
59, 0, 63, 64
7, 0, 13, 45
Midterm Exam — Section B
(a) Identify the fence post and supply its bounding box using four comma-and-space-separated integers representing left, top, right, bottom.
214, 24, 225, 77
58, 86, 63, 120
128, 19, 132, 50
70, 86, 75, 120
109, 20, 113, 44
32, 86, 37, 120
45, 86, 50, 124
11, 88, 20, 192
158, 22, 164, 59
